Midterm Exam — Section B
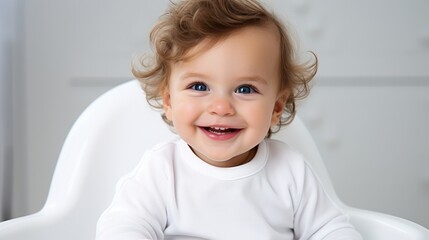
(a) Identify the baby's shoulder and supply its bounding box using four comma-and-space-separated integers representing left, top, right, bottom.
263, 139, 309, 176
263, 139, 317, 194
264, 139, 306, 164
134, 138, 181, 172
148, 137, 182, 155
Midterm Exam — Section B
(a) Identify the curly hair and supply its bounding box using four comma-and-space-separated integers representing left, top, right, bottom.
132, 0, 317, 137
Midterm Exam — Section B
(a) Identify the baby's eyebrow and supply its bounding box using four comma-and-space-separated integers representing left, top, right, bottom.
179, 72, 268, 85
180, 72, 210, 80
237, 75, 268, 85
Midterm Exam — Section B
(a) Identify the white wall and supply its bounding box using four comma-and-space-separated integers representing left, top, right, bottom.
0, 0, 19, 221
273, 0, 429, 227
6, 0, 429, 228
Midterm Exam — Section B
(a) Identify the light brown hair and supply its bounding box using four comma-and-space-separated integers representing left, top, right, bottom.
132, 0, 317, 137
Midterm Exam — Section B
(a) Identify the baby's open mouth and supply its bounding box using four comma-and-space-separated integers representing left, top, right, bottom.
202, 127, 239, 135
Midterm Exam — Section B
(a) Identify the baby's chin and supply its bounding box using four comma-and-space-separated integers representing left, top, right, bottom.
191, 146, 257, 168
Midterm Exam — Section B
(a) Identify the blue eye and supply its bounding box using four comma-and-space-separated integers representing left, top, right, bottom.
235, 85, 257, 94
190, 82, 208, 91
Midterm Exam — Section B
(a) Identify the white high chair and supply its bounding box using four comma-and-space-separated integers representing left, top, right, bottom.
0, 80, 428, 240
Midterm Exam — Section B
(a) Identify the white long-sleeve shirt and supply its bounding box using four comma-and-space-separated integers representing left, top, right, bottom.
96, 138, 362, 240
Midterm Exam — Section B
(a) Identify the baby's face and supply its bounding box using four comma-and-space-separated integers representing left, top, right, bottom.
163, 24, 285, 167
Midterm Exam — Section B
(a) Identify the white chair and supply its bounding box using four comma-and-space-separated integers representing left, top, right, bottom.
0, 80, 427, 240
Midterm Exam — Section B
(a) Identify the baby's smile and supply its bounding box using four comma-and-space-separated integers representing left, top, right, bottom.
199, 126, 242, 140
203, 126, 238, 134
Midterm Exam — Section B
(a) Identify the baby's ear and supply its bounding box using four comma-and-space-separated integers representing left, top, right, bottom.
271, 92, 288, 126
162, 90, 173, 121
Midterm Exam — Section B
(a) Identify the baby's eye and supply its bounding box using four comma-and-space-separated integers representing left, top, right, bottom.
189, 82, 209, 91
235, 85, 257, 94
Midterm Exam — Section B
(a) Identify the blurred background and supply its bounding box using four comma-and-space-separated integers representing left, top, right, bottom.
1, 0, 428, 228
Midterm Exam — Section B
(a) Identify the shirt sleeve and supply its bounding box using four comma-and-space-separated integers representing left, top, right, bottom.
95, 152, 169, 240
293, 161, 363, 240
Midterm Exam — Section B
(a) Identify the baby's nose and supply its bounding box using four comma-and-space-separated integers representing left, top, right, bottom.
208, 96, 235, 116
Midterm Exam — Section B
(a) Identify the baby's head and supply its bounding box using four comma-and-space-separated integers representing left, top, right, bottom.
133, 0, 317, 137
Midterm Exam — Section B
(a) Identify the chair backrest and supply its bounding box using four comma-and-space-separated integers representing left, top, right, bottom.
42, 80, 340, 239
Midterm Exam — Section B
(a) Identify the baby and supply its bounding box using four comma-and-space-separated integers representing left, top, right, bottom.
96, 0, 362, 239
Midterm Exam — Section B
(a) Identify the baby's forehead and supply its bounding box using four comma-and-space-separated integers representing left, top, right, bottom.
180, 23, 281, 61
169, 24, 282, 86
